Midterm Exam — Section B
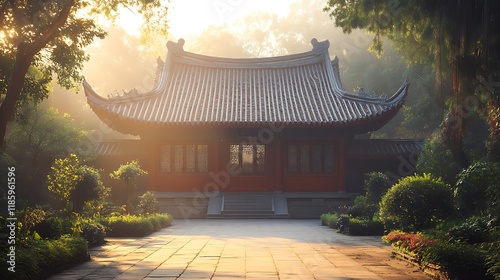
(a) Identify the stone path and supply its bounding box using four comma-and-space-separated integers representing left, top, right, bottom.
48, 219, 429, 280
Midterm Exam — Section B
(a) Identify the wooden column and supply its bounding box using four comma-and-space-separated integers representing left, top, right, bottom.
273, 139, 283, 191
336, 140, 346, 192
146, 139, 159, 191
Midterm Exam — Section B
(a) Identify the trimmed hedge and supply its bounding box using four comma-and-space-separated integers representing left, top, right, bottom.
320, 213, 339, 228
82, 223, 106, 247
321, 213, 384, 236
348, 218, 384, 236
0, 237, 89, 280
98, 213, 172, 237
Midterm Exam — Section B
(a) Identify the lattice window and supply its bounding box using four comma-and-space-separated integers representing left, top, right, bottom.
160, 145, 171, 172
197, 145, 208, 172
229, 144, 266, 175
287, 144, 336, 173
160, 144, 209, 173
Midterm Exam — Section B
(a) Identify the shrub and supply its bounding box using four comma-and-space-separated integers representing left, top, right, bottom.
336, 214, 350, 234
346, 203, 378, 220
98, 213, 172, 237
348, 218, 384, 236
446, 216, 489, 244
420, 240, 488, 278
383, 230, 433, 256
81, 223, 106, 247
485, 241, 500, 280
320, 213, 339, 228
150, 213, 172, 227
0, 237, 89, 280
34, 216, 64, 239
136, 191, 159, 214
363, 172, 390, 204
454, 161, 500, 216
416, 134, 461, 185
379, 174, 455, 231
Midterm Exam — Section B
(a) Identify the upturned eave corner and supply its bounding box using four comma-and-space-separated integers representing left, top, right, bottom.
82, 77, 108, 105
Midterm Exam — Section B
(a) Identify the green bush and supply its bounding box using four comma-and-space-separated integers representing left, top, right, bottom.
454, 161, 500, 216
150, 213, 172, 228
34, 216, 64, 239
0, 237, 89, 280
346, 203, 378, 220
98, 213, 172, 237
348, 218, 384, 236
379, 174, 455, 231
136, 191, 159, 214
363, 172, 390, 204
336, 214, 350, 234
420, 240, 488, 278
320, 213, 339, 228
485, 241, 500, 280
446, 216, 489, 244
416, 134, 461, 185
81, 223, 106, 247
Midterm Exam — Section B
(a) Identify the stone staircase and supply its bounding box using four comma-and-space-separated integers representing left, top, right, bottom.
206, 192, 289, 218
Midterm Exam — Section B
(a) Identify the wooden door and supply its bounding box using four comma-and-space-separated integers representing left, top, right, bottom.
224, 143, 272, 192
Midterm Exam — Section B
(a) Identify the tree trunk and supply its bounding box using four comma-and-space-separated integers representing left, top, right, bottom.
0, 0, 75, 147
0, 48, 32, 147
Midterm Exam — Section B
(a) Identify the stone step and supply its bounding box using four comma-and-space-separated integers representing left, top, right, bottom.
222, 195, 273, 212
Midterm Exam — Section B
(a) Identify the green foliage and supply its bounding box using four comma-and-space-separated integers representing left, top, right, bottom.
110, 160, 148, 183
98, 213, 172, 237
485, 241, 500, 280
47, 154, 108, 213
379, 174, 455, 231
110, 160, 148, 213
446, 216, 489, 245
320, 212, 339, 228
0, 237, 89, 280
47, 154, 82, 204
17, 206, 47, 241
34, 217, 64, 240
136, 191, 159, 215
5, 105, 92, 204
81, 223, 106, 247
420, 241, 488, 277
347, 217, 384, 236
363, 172, 390, 204
416, 134, 462, 185
454, 161, 500, 216
72, 165, 109, 213
345, 203, 378, 220
7, 106, 90, 159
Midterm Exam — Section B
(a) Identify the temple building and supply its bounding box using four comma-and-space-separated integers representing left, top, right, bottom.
84, 38, 422, 218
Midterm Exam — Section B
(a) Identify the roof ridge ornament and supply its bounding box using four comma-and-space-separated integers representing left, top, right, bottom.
166, 38, 185, 53
310, 38, 330, 53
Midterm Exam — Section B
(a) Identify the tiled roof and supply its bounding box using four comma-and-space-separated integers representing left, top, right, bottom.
347, 139, 424, 159
84, 38, 408, 131
94, 139, 424, 158
94, 140, 145, 157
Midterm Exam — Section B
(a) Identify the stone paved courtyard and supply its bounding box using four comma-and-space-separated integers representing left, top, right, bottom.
48, 219, 429, 280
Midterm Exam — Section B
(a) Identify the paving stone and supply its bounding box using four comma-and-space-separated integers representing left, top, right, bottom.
47, 220, 430, 280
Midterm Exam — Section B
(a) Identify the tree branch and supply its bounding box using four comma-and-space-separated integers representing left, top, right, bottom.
27, 0, 76, 57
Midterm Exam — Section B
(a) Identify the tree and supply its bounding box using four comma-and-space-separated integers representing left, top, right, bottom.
47, 153, 82, 208
324, 0, 500, 166
47, 153, 108, 213
6, 104, 90, 204
0, 0, 169, 145
109, 160, 147, 213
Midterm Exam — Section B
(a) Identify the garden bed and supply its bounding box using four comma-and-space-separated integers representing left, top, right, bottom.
392, 250, 448, 280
